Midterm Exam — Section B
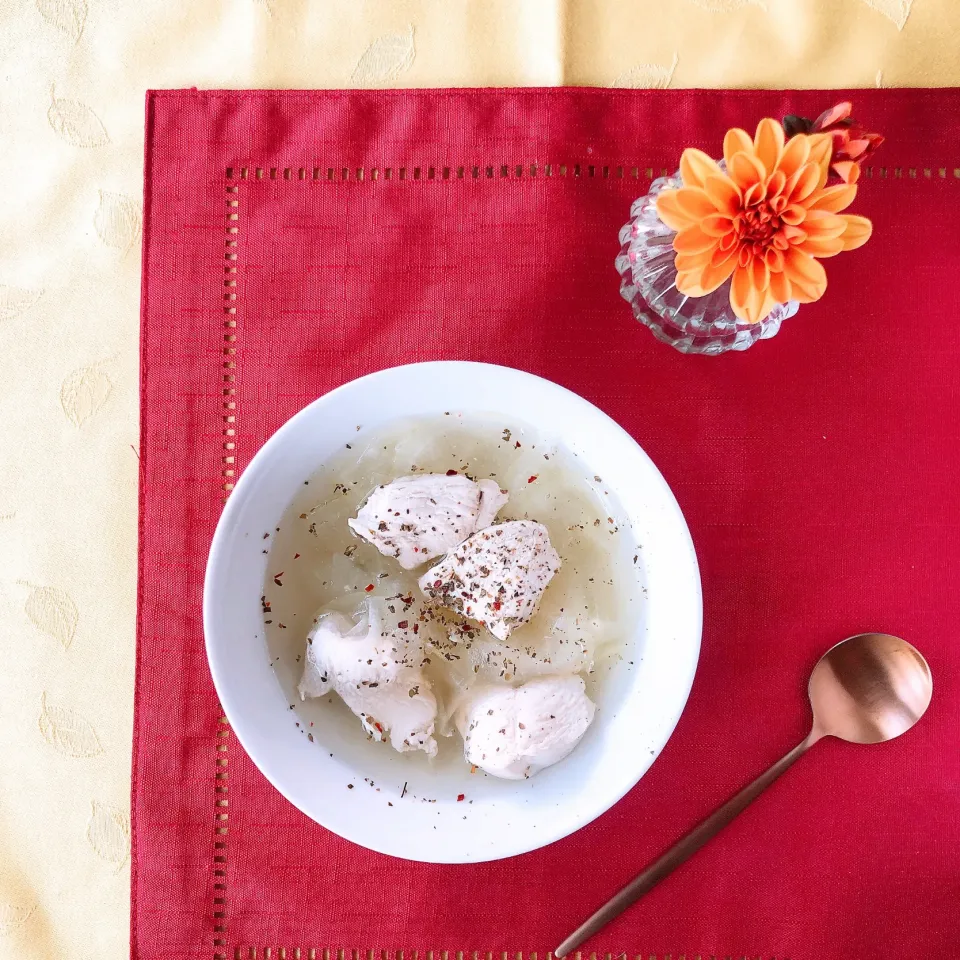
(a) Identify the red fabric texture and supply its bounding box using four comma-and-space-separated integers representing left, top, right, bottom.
135, 89, 960, 960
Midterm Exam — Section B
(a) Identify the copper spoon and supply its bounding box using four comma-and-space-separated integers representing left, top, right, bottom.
555, 633, 932, 957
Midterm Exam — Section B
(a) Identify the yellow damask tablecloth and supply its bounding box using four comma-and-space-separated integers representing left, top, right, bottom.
1, 1, 958, 957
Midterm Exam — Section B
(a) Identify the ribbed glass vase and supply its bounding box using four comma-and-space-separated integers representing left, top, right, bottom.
615, 171, 799, 355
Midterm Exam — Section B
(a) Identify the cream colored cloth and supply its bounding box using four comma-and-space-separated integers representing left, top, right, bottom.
1, 0, 959, 957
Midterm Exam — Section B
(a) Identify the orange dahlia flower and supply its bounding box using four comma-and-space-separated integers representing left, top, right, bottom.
655, 118, 873, 324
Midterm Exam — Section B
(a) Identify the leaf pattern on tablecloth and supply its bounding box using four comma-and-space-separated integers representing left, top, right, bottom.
21, 582, 78, 649
36, 0, 88, 42
38, 692, 103, 757
61, 362, 113, 427
0, 903, 37, 937
351, 25, 416, 85
0, 284, 43, 323
94, 190, 141, 252
86, 801, 130, 869
861, 0, 913, 30
613, 52, 678, 89
48, 92, 110, 147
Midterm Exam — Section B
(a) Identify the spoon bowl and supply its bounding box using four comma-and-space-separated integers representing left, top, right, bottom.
808, 633, 932, 744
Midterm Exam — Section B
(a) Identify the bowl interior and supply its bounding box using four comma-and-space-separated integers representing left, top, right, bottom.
204, 361, 701, 862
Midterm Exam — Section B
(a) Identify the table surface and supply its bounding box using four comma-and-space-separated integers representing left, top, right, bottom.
2, 2, 960, 958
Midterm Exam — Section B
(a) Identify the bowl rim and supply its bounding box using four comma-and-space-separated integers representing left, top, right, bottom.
204, 360, 702, 862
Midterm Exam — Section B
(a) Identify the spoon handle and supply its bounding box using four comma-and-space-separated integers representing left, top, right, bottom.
555, 733, 818, 958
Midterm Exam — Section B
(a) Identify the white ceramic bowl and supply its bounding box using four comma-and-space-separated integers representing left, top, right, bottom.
204, 362, 701, 863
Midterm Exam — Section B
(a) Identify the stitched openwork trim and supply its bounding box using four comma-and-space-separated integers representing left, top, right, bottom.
223, 180, 239, 501
232, 950, 789, 960
226, 163, 955, 185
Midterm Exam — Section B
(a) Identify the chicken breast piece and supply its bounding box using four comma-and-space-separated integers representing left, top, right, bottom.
347, 474, 508, 570
298, 600, 438, 757
418, 520, 561, 641
454, 676, 596, 779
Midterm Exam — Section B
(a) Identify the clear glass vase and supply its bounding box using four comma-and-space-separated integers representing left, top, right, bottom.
615, 171, 799, 355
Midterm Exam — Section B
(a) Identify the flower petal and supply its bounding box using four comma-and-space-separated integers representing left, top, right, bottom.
838, 214, 873, 251
777, 133, 810, 179
723, 128, 754, 169
711, 242, 739, 267
754, 118, 784, 173
807, 133, 834, 187
674, 225, 719, 255
832, 160, 860, 184
781, 204, 807, 226
802, 211, 848, 239
674, 187, 718, 220
676, 270, 708, 297
813, 101, 852, 129
807, 183, 857, 213
730, 151, 766, 190
750, 254, 770, 291
841, 138, 871, 160
783, 247, 827, 301
766, 169, 786, 199
655, 190, 695, 232
764, 246, 785, 273
699, 253, 738, 294
679, 148, 722, 188
703, 174, 742, 215
769, 269, 791, 303
675, 251, 711, 273
701, 213, 735, 238
729, 263, 753, 320
788, 162, 821, 202
798, 235, 846, 258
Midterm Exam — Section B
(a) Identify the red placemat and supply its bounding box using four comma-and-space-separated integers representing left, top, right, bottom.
135, 88, 960, 960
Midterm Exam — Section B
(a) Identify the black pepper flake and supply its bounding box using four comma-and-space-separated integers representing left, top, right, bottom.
345, 444, 352, 449
307, 733, 314, 742
401, 781, 407, 798
347, 783, 354, 789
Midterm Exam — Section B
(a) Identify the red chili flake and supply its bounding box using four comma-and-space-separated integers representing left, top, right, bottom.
374, 722, 383, 733
470, 765, 477, 774
446, 469, 458, 476
514, 441, 521, 448
492, 600, 502, 611
413, 623, 419, 634
457, 794, 465, 802
365, 584, 375, 592
433, 579, 442, 588
527, 475, 538, 484
294, 553, 300, 559
397, 620, 409, 629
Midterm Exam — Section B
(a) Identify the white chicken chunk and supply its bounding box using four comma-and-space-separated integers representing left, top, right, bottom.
298, 601, 438, 757
418, 520, 561, 641
347, 474, 508, 570
455, 676, 596, 779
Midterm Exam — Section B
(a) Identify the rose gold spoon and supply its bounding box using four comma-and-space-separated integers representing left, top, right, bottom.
555, 633, 932, 957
